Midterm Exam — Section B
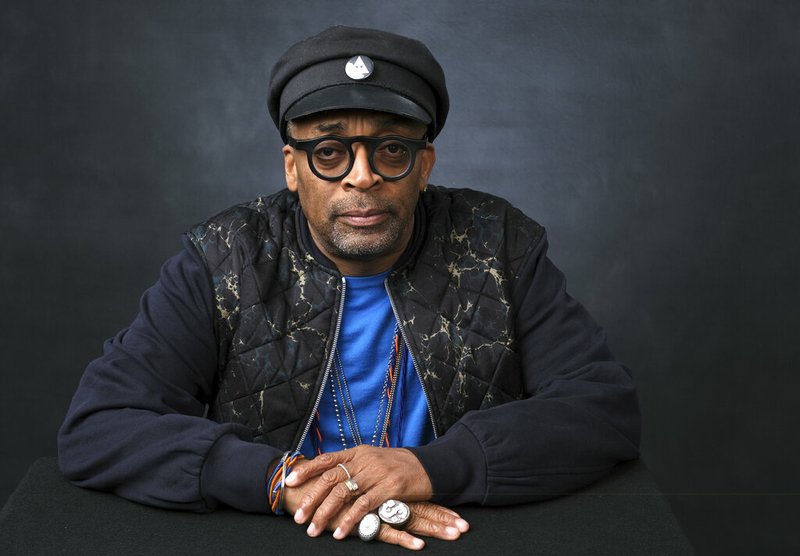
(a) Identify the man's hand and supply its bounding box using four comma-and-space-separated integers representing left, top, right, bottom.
283, 445, 469, 548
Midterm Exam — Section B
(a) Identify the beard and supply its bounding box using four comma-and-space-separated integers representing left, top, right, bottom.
314, 197, 411, 262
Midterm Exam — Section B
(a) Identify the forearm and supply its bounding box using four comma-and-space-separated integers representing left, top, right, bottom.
411, 230, 641, 506
410, 361, 640, 506
58, 400, 280, 512
57, 238, 280, 513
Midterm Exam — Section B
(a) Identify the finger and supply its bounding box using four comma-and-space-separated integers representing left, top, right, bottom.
338, 500, 465, 543
332, 491, 380, 539
306, 480, 356, 535
283, 459, 312, 487
294, 464, 350, 526
405, 516, 463, 541
439, 507, 463, 518
410, 502, 470, 533
286, 452, 347, 487
376, 523, 426, 551
403, 508, 462, 540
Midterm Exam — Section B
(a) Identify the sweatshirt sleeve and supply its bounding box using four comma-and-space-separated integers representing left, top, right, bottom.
57, 235, 282, 513
410, 231, 641, 506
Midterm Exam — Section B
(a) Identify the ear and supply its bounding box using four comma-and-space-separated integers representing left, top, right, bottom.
418, 144, 436, 192
283, 145, 299, 192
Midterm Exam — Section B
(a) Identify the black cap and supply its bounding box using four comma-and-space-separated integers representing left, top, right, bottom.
268, 26, 449, 142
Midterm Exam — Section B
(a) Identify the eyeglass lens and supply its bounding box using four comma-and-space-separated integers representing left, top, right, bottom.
311, 138, 414, 179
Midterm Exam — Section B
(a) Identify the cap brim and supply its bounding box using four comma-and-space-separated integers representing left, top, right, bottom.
284, 84, 432, 125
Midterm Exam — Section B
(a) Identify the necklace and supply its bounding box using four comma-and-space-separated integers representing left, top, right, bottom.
313, 325, 404, 453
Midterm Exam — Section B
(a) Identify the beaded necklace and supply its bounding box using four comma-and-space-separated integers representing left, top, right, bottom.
311, 324, 404, 454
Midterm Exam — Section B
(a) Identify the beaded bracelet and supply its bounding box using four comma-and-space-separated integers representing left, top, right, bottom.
267, 450, 304, 515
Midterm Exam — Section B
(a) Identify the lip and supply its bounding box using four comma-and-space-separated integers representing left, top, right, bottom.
337, 209, 389, 227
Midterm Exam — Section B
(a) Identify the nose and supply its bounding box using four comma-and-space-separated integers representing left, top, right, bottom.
341, 144, 381, 189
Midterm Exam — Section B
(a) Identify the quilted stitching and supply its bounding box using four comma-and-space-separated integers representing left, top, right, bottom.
188, 186, 544, 449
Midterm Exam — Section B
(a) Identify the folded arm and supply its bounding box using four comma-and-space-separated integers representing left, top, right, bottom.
411, 233, 641, 506
57, 236, 282, 513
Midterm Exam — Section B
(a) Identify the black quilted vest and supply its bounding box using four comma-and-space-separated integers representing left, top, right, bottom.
188, 186, 544, 451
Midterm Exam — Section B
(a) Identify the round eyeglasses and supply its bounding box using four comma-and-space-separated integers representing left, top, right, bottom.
287, 135, 429, 182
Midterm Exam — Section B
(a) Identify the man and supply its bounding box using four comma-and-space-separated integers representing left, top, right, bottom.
58, 26, 640, 550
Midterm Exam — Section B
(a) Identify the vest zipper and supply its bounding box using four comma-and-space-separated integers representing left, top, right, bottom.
294, 276, 347, 452
385, 280, 439, 439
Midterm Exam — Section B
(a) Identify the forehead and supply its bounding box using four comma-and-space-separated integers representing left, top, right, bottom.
289, 109, 426, 137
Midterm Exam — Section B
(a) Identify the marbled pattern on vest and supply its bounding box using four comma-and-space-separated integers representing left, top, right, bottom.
189, 186, 544, 449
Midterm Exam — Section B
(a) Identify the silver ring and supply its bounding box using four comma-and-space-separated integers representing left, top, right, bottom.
378, 499, 411, 529
358, 513, 381, 542
337, 463, 351, 480
344, 477, 360, 499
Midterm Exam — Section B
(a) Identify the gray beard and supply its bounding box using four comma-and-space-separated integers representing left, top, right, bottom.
324, 216, 406, 261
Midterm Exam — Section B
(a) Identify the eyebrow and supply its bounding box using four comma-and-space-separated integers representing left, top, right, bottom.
314, 121, 347, 134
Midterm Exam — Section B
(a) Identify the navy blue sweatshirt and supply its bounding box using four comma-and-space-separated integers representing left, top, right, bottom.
58, 222, 640, 513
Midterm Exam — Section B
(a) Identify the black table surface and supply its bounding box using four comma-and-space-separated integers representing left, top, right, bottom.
0, 458, 692, 555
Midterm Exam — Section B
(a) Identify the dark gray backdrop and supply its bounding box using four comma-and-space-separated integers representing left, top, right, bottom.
2, 1, 798, 553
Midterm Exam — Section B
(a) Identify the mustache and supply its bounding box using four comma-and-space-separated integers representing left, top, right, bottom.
329, 198, 398, 215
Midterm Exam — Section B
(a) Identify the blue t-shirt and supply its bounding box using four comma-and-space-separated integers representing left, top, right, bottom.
301, 271, 434, 456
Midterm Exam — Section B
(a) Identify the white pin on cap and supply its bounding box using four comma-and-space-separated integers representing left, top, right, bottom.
345, 55, 374, 80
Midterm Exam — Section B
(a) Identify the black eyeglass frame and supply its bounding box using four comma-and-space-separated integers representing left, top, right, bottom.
286, 135, 429, 182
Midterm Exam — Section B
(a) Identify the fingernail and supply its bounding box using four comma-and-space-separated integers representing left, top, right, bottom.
412, 538, 425, 549
307, 522, 318, 536
455, 518, 470, 532
285, 471, 298, 485
333, 527, 344, 540
294, 508, 305, 523
446, 526, 459, 537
